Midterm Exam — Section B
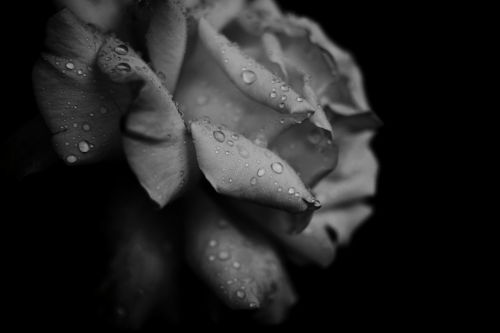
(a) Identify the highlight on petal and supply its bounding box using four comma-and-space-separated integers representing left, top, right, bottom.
185, 191, 294, 311
33, 9, 133, 165
190, 120, 320, 213
198, 18, 316, 116
146, 0, 187, 92
184, 0, 245, 30
279, 204, 373, 267
103, 184, 179, 328
97, 37, 195, 207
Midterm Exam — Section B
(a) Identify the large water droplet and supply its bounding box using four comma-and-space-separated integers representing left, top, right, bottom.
116, 63, 131, 72
250, 177, 257, 185
257, 168, 266, 177
213, 130, 226, 142
65, 62, 75, 70
78, 140, 90, 153
66, 155, 77, 163
271, 162, 283, 174
241, 70, 257, 84
218, 251, 230, 261
114, 44, 128, 55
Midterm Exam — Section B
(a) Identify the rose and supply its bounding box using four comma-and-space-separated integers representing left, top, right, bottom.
26, 0, 380, 326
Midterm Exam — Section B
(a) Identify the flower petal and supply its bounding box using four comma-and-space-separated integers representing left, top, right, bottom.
314, 131, 377, 208
184, 0, 245, 30
190, 120, 320, 213
271, 120, 338, 187
175, 37, 305, 146
261, 32, 288, 80
97, 37, 195, 207
185, 191, 294, 310
279, 204, 373, 267
146, 0, 187, 92
32, 9, 133, 165
198, 18, 315, 116
254, 271, 297, 324
103, 183, 179, 328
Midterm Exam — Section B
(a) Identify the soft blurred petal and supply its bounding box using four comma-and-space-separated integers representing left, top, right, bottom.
98, 37, 196, 207
32, 9, 133, 165
190, 120, 320, 213
198, 18, 315, 116
103, 183, 179, 328
55, 0, 135, 33
185, 191, 295, 311
145, 0, 187, 92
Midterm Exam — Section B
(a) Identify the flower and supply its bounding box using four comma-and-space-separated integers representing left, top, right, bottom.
29, 0, 380, 326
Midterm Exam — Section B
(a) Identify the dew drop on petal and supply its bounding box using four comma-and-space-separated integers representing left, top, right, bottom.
249, 302, 257, 308
257, 168, 266, 177
65, 62, 75, 70
281, 95, 287, 101
237, 145, 250, 158
250, 177, 257, 185
114, 44, 128, 55
77, 69, 83, 75
209, 239, 218, 247
279, 102, 285, 109
288, 187, 295, 195
280, 84, 289, 92
296, 96, 304, 102
218, 251, 230, 261
213, 130, 226, 142
231, 133, 239, 140
78, 140, 90, 153
241, 69, 257, 84
116, 63, 131, 72
227, 140, 234, 147
269, 89, 277, 99
82, 123, 91, 131
208, 255, 216, 261
271, 162, 283, 174
232, 261, 241, 269
278, 186, 283, 192
66, 155, 77, 163
235, 289, 246, 299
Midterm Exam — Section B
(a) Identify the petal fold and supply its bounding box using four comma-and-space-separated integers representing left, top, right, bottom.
190, 120, 320, 213
98, 37, 195, 207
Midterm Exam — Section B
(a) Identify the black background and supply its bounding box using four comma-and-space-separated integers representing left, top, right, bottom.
0, 0, 459, 330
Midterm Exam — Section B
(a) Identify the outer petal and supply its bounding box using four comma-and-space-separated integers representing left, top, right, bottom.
185, 191, 294, 311
32, 9, 133, 165
103, 183, 179, 328
98, 37, 195, 207
145, 0, 187, 92
183, 0, 245, 30
190, 120, 320, 213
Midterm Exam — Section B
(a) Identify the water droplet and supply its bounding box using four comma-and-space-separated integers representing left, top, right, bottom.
231, 133, 239, 140
235, 289, 246, 299
78, 140, 90, 153
208, 255, 216, 261
213, 130, 226, 142
209, 240, 218, 247
100, 106, 108, 114
250, 177, 257, 185
223, 57, 229, 63
116, 63, 131, 72
218, 251, 230, 261
196, 95, 208, 105
65, 62, 75, 70
241, 69, 257, 84
279, 102, 285, 109
278, 186, 283, 192
254, 134, 267, 147
114, 44, 128, 55
271, 162, 283, 174
82, 123, 90, 131
66, 155, 77, 164
249, 302, 257, 308
296, 96, 304, 102
280, 84, 289, 92
281, 95, 287, 101
237, 145, 250, 158
288, 187, 295, 195
228, 178, 233, 183
77, 69, 83, 75
269, 89, 277, 99
232, 261, 241, 269
294, 192, 300, 197
227, 140, 234, 146
257, 168, 265, 177
279, 118, 285, 124
225, 150, 230, 155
